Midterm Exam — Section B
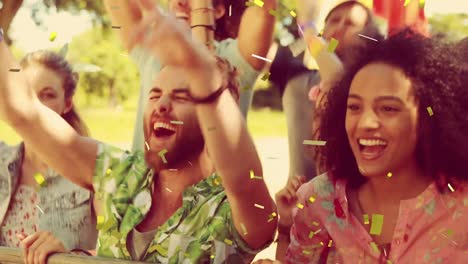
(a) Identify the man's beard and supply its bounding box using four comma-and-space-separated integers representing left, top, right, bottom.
144, 128, 205, 171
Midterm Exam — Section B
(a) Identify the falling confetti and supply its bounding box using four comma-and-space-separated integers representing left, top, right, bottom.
297, 202, 304, 209
170, 120, 183, 125
448, 183, 455, 192
358, 33, 378, 42
328, 240, 333, 247
145, 141, 150, 150
404, 0, 411, 7
165, 187, 172, 193
253, 0, 264, 7
254, 203, 264, 209
312, 221, 320, 226
327, 38, 339, 53
370, 214, 384, 235
290, 10, 296, 17
159, 149, 168, 163
8, 69, 20, 72
303, 140, 327, 146
363, 214, 370, 225
427, 106, 434, 116
112, 26, 121, 29
387, 172, 393, 178
251, 54, 272, 63
261, 72, 271, 81
33, 173, 46, 186
49, 32, 57, 42
35, 205, 44, 214
229, 5, 232, 16
249, 170, 263, 180
308, 196, 316, 203
224, 239, 233, 245
240, 223, 248, 235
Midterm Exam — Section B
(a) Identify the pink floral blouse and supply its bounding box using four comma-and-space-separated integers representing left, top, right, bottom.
285, 173, 468, 264
0, 185, 39, 247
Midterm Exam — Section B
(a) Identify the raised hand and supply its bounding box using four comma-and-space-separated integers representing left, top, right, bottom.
275, 175, 307, 228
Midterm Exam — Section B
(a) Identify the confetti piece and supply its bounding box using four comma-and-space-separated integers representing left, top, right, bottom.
159, 149, 168, 163
145, 141, 150, 150
358, 34, 378, 42
446, 229, 454, 236
170, 120, 184, 125
97, 215, 104, 225
229, 5, 232, 16
297, 203, 304, 209
106, 168, 112, 175
165, 187, 172, 193
363, 214, 370, 225
33, 173, 46, 186
249, 170, 263, 180
35, 205, 44, 214
303, 140, 327, 146
327, 38, 339, 53
49, 32, 57, 42
427, 106, 434, 116
224, 239, 233, 245
387, 172, 393, 178
261, 72, 271, 81
448, 183, 455, 192
112, 26, 121, 29
169, 169, 178, 172
404, 0, 411, 7
314, 229, 322, 234
308, 196, 316, 203
254, 203, 264, 209
251, 54, 272, 63
253, 0, 264, 7
302, 250, 311, 255
290, 10, 296, 17
370, 241, 380, 253
328, 240, 333, 247
308, 231, 315, 239
370, 214, 384, 235
387, 260, 393, 264
241, 223, 248, 235
241, 85, 251, 91
312, 221, 319, 226
9, 69, 20, 72
210, 255, 215, 259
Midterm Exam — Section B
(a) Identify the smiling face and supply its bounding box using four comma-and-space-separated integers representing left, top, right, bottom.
23, 63, 72, 115
323, 3, 368, 55
143, 65, 204, 170
345, 63, 420, 178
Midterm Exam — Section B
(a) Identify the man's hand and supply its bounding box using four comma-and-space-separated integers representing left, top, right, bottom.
275, 175, 306, 227
18, 231, 67, 264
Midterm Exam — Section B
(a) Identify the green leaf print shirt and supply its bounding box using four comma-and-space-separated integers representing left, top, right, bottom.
92, 143, 266, 263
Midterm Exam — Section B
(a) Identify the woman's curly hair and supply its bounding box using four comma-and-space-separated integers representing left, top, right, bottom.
316, 29, 468, 190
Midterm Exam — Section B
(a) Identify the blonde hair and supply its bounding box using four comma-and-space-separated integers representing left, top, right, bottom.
20, 50, 89, 136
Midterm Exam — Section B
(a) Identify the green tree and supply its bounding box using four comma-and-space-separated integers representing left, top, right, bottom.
67, 27, 139, 108
0, 0, 108, 45
429, 14, 468, 42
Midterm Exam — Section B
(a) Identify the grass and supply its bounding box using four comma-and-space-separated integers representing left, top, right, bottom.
0, 107, 287, 146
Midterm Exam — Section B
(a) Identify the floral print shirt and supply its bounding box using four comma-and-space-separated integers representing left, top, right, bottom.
93, 143, 266, 263
286, 173, 468, 264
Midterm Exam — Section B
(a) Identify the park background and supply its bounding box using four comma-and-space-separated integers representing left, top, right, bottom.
0, 0, 467, 261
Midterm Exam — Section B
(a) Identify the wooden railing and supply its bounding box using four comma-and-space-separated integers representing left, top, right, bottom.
0, 247, 148, 264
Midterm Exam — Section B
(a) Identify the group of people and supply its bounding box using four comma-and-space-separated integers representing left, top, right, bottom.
0, 0, 467, 263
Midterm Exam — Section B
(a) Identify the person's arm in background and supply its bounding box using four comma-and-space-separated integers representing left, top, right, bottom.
238, 0, 277, 70
0, 32, 98, 191
103, 0, 144, 51
296, 0, 344, 93
131, 0, 277, 249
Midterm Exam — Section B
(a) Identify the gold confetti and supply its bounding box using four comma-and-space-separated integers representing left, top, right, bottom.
106, 168, 112, 175
297, 202, 304, 209
253, 0, 264, 7
308, 196, 316, 203
327, 38, 339, 53
302, 250, 311, 255
303, 140, 327, 146
254, 203, 264, 209
159, 149, 168, 163
9, 69, 20, 72
308, 231, 315, 239
49, 32, 57, 42
370, 214, 384, 235
427, 106, 434, 116
290, 10, 296, 17
387, 172, 392, 178
328, 240, 333, 247
363, 214, 370, 225
261, 72, 271, 81
370, 241, 380, 253
210, 255, 215, 259
145, 141, 150, 150
224, 239, 233, 245
33, 173, 46, 186
312, 221, 319, 226
97, 215, 104, 225
170, 120, 183, 125
250, 170, 263, 180
404, 0, 411, 7
240, 223, 248, 235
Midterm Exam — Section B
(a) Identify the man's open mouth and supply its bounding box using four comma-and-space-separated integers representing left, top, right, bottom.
153, 122, 176, 138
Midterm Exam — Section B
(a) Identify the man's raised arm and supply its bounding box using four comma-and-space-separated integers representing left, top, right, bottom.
0, 35, 98, 191
237, 0, 277, 70
104, 0, 144, 51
